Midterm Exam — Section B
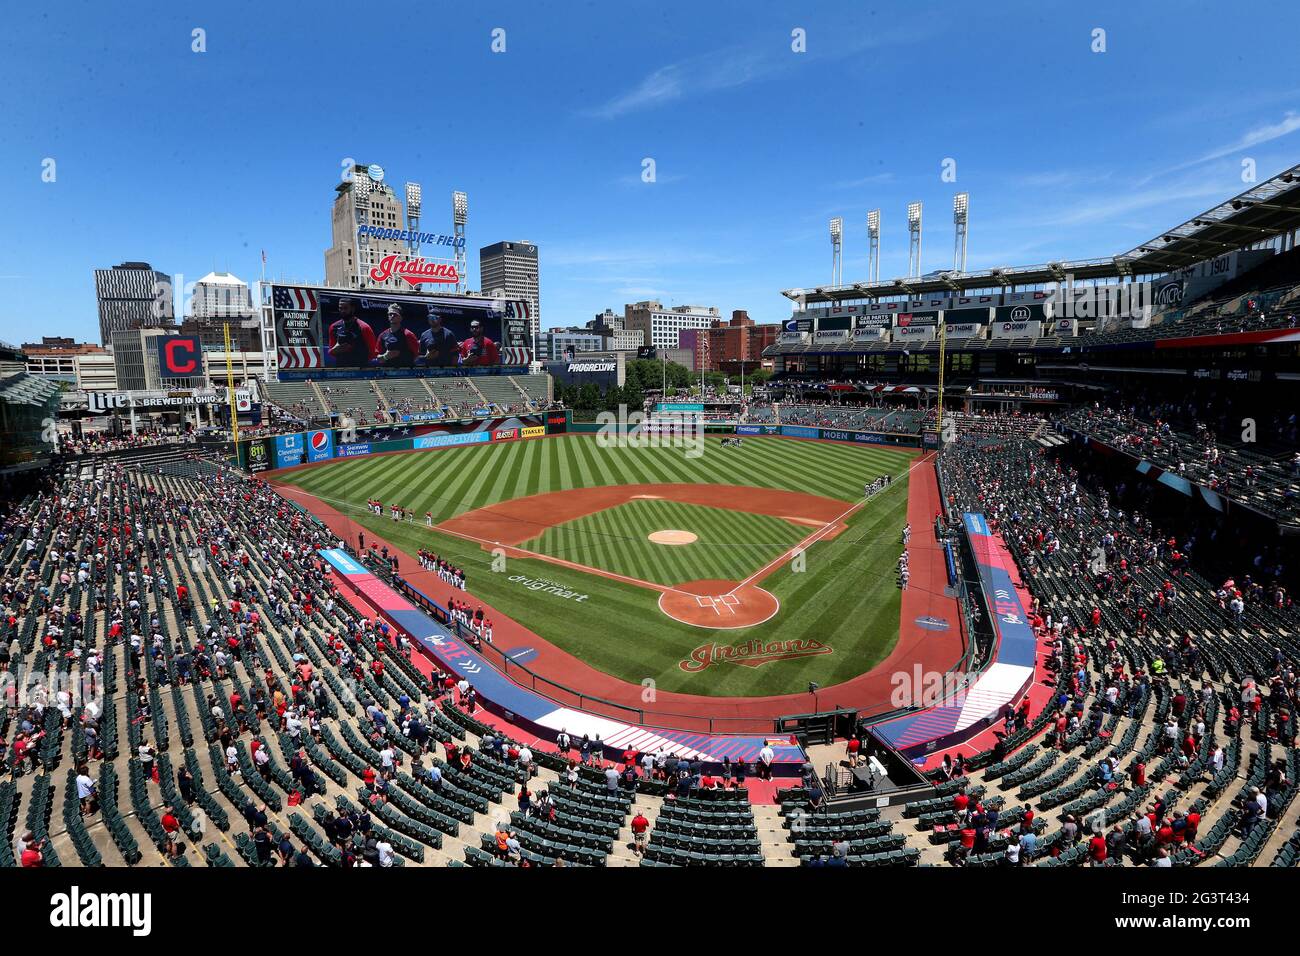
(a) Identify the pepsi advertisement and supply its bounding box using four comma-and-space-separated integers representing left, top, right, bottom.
306, 429, 334, 463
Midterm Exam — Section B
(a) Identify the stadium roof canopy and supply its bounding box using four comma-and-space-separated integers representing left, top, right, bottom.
785, 163, 1300, 305
1117, 163, 1300, 272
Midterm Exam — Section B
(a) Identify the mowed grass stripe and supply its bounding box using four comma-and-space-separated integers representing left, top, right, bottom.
527, 499, 807, 586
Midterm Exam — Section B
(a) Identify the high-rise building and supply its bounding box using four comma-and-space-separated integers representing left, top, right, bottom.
479, 241, 540, 347
94, 261, 171, 346
110, 328, 170, 391
190, 272, 253, 320
622, 300, 720, 352
181, 272, 260, 352
324, 163, 413, 292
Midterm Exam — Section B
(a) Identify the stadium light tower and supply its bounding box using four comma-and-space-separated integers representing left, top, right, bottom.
404, 182, 423, 257
953, 192, 969, 272
829, 217, 843, 286
867, 209, 881, 284
452, 190, 468, 293
907, 202, 923, 278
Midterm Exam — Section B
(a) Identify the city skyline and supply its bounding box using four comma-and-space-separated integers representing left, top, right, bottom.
4, 0, 1300, 343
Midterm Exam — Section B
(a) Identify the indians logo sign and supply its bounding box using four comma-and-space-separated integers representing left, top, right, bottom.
368, 254, 460, 287
679, 638, 832, 672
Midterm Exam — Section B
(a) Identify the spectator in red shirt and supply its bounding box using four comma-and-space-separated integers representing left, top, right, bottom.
18, 833, 43, 867
161, 806, 181, 859
631, 811, 650, 855
1088, 833, 1107, 865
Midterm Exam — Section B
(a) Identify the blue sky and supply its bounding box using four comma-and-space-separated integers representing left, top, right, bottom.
3, 0, 1300, 342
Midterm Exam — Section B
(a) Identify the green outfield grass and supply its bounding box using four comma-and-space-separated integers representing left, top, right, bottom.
526, 498, 809, 587
280, 434, 914, 697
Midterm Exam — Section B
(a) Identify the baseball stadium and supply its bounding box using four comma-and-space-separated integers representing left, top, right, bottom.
8, 9, 1300, 917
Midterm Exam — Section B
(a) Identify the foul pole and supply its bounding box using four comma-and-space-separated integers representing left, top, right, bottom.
936, 317, 946, 445
223, 320, 240, 447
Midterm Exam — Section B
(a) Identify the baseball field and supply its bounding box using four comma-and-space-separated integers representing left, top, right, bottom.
276, 433, 915, 698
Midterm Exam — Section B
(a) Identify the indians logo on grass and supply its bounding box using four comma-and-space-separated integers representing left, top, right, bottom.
679, 637, 832, 672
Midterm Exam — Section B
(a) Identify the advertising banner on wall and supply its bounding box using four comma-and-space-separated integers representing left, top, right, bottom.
546, 411, 569, 434
244, 438, 272, 473
943, 322, 984, 339
817, 315, 853, 332
894, 324, 936, 342
546, 359, 620, 389
306, 428, 334, 463
413, 431, 489, 451
991, 320, 1043, 338
273, 432, 306, 468
994, 303, 1046, 324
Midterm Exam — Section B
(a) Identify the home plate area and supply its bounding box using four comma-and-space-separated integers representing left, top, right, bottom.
657, 579, 780, 629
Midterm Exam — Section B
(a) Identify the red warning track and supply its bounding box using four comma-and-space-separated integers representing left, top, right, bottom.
272, 449, 963, 733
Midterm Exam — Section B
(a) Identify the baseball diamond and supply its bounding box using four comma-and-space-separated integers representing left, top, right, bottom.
275, 433, 925, 699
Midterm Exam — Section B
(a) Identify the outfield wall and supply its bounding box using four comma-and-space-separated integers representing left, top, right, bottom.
568, 420, 922, 447
243, 409, 570, 471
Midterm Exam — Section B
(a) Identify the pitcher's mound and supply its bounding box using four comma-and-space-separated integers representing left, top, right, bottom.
648, 529, 697, 545
659, 579, 780, 629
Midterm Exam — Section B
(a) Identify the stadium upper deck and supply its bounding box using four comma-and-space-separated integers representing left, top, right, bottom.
767, 164, 1300, 368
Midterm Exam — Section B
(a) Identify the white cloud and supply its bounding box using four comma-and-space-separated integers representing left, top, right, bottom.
1153, 111, 1300, 177
584, 29, 922, 121
584, 49, 770, 120
1039, 179, 1227, 228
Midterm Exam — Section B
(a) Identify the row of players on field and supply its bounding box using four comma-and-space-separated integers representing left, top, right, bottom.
328, 298, 500, 368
